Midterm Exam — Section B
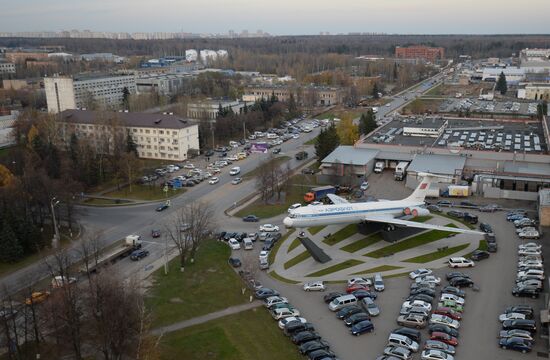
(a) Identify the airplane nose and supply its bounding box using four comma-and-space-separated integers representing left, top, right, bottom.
283, 217, 293, 228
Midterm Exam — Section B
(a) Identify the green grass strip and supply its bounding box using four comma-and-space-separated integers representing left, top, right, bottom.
322, 224, 357, 246
283, 250, 311, 270
308, 225, 326, 235
340, 233, 383, 253
403, 243, 470, 263
269, 271, 301, 284
350, 265, 403, 275
466, 239, 488, 259
305, 259, 364, 277
268, 229, 295, 265
410, 216, 433, 223
363, 223, 457, 258
287, 237, 302, 253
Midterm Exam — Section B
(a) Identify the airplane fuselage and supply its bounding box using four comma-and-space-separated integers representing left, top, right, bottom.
283, 199, 426, 228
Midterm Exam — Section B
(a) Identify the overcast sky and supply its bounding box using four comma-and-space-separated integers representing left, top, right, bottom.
2, 0, 549, 35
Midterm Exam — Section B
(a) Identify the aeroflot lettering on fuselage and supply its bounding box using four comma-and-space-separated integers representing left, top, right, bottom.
320, 206, 354, 213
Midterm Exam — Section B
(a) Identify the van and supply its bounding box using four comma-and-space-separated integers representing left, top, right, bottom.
387, 333, 419, 352
328, 294, 357, 311
266, 133, 278, 139
244, 238, 253, 250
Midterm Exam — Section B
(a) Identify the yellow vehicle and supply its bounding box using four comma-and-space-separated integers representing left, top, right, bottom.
237, 152, 247, 160
25, 291, 50, 305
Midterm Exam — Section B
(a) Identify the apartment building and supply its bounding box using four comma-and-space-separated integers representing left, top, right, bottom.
45, 73, 137, 113
395, 45, 445, 62
57, 110, 199, 161
0, 61, 16, 74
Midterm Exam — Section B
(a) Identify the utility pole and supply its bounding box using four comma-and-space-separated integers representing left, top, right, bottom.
50, 197, 60, 248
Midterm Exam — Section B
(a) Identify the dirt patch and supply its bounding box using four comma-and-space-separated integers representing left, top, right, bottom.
169, 297, 184, 304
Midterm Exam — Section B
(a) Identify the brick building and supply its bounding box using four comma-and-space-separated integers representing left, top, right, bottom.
395, 46, 445, 62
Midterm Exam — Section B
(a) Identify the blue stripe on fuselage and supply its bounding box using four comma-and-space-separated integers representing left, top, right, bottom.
294, 205, 423, 219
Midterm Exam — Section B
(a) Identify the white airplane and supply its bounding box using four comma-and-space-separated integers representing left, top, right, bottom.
283, 172, 483, 235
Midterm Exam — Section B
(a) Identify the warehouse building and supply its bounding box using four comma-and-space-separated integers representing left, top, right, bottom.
187, 99, 247, 120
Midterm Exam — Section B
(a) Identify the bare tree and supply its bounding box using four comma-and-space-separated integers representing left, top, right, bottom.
165, 201, 216, 271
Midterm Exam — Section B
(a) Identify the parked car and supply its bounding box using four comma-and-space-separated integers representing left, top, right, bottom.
397, 314, 427, 329
344, 312, 371, 326
424, 340, 456, 355
242, 215, 259, 222
361, 297, 380, 317
470, 250, 490, 261
428, 324, 459, 338
505, 305, 534, 319
434, 307, 462, 321
336, 305, 363, 320
303, 281, 326, 292
430, 332, 458, 346
279, 316, 306, 329
259, 224, 279, 232
392, 327, 421, 343
151, 229, 161, 238
298, 339, 330, 355
415, 275, 441, 285
255, 288, 279, 299
421, 349, 455, 360
410, 288, 436, 298
512, 285, 540, 299
347, 277, 372, 287
448, 257, 474, 268
383, 345, 412, 360
231, 177, 242, 185
499, 329, 534, 341
409, 269, 433, 279
479, 223, 493, 233
228, 257, 241, 267
430, 314, 460, 329
324, 292, 346, 304
499, 337, 532, 353
440, 286, 465, 298
502, 319, 537, 332
446, 210, 464, 218
291, 331, 321, 345
228, 238, 241, 250
350, 320, 374, 336
518, 230, 540, 239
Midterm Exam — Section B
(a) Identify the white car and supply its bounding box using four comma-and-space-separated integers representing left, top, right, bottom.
518, 248, 542, 256
347, 277, 373, 287
518, 230, 540, 239
499, 312, 526, 322
227, 155, 239, 161
360, 181, 369, 191
518, 260, 543, 268
229, 167, 241, 176
402, 300, 432, 312
228, 238, 240, 250
429, 314, 460, 329
288, 203, 302, 213
448, 257, 474, 268
421, 349, 454, 360
518, 242, 541, 250
303, 281, 326, 292
271, 307, 300, 320
440, 293, 465, 306
415, 275, 441, 285
264, 296, 288, 308
409, 269, 433, 279
183, 163, 195, 169
516, 226, 536, 234
259, 250, 269, 262
278, 316, 306, 329
208, 177, 219, 185
259, 224, 279, 232
517, 269, 544, 277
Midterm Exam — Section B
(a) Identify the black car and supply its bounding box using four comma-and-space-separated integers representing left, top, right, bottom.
324, 292, 346, 304
447, 210, 464, 218
156, 203, 169, 212
470, 250, 490, 261
272, 148, 281, 154
428, 324, 459, 338
130, 249, 149, 261
445, 272, 470, 281
262, 239, 275, 251
437, 200, 453, 207
499, 337, 532, 353
308, 349, 336, 360
344, 312, 370, 326
254, 288, 279, 299
427, 204, 442, 213
512, 286, 540, 299
151, 229, 161, 238
392, 327, 421, 343
502, 319, 537, 332
449, 276, 474, 288
184, 180, 195, 187
351, 320, 374, 336
284, 322, 315, 336
441, 286, 465, 298
228, 257, 241, 268
506, 305, 534, 319
299, 340, 330, 355
242, 215, 259, 222
480, 223, 493, 233
302, 168, 316, 175
336, 305, 363, 319
204, 150, 214, 157
406, 294, 434, 303
352, 290, 377, 300
463, 212, 478, 224
291, 331, 321, 345
487, 241, 498, 253
460, 201, 478, 207
409, 288, 436, 298
266, 232, 282, 242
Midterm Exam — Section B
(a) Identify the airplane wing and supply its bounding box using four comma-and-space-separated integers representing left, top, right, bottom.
326, 193, 349, 204
363, 215, 485, 235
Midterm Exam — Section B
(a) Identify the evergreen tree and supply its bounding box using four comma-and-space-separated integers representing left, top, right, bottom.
314, 123, 340, 161
69, 133, 79, 166
537, 100, 548, 120
45, 142, 61, 179
359, 109, 378, 135
122, 86, 130, 109
270, 91, 278, 104
393, 63, 399, 81
496, 72, 508, 95
372, 83, 380, 99
126, 131, 139, 156
0, 220, 24, 263
287, 93, 298, 117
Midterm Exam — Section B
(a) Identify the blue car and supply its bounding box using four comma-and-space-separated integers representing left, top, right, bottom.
499, 337, 532, 353
156, 204, 169, 212
507, 214, 526, 221
350, 320, 374, 336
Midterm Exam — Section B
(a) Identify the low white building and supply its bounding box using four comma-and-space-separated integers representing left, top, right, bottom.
57, 110, 199, 161
185, 49, 198, 62
187, 99, 247, 120
482, 67, 525, 84
0, 110, 18, 148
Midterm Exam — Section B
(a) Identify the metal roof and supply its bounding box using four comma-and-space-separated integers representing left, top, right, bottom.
407, 154, 466, 175
376, 151, 414, 162
503, 161, 550, 176
321, 146, 379, 165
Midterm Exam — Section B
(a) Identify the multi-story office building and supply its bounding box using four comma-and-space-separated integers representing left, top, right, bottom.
45, 73, 137, 113
57, 110, 199, 161
0, 61, 15, 74
243, 85, 346, 106
395, 45, 445, 62
135, 73, 194, 95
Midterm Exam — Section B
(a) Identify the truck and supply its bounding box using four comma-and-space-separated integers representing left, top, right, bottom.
295, 151, 308, 160
394, 161, 410, 181
374, 161, 385, 173
81, 235, 142, 274
304, 185, 336, 203
441, 185, 470, 197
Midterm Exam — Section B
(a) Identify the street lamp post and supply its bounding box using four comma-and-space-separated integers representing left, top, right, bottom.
50, 197, 60, 248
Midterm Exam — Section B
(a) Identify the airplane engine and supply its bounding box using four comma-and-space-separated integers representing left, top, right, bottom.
403, 207, 430, 217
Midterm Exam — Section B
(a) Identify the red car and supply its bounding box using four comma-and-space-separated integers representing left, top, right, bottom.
346, 284, 369, 294
434, 307, 462, 321
151, 229, 161, 238
430, 331, 458, 346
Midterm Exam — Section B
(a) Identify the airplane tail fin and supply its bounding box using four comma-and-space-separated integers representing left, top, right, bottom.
405, 172, 452, 203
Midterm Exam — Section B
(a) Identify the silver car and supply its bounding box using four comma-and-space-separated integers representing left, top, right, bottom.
361, 297, 380, 316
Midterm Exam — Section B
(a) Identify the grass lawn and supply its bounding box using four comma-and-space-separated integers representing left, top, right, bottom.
425, 84, 442, 96
235, 187, 307, 219
411, 216, 433, 223
309, 225, 326, 235
304, 136, 318, 145
83, 198, 126, 205
269, 229, 295, 264
306, 259, 364, 277
105, 184, 184, 201
466, 239, 488, 259
322, 224, 357, 246
269, 271, 300, 284
242, 156, 291, 179
350, 265, 403, 275
403, 243, 470, 263
283, 250, 311, 270
437, 213, 477, 229
287, 237, 302, 253
363, 224, 457, 258
147, 239, 249, 327
340, 233, 383, 253
160, 309, 303, 360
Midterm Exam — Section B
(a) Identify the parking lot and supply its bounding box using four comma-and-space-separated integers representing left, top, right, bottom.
439, 98, 539, 116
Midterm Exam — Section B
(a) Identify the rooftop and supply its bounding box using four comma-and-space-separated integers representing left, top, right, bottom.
503, 161, 550, 177
321, 146, 379, 165
407, 154, 466, 175
59, 109, 197, 130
